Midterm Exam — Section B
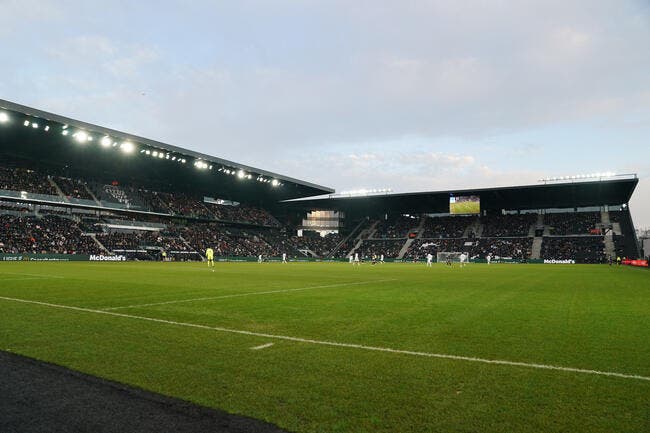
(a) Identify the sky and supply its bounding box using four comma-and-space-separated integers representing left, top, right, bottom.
1, 0, 649, 227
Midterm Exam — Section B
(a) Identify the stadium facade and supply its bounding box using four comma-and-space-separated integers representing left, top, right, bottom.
0, 99, 645, 265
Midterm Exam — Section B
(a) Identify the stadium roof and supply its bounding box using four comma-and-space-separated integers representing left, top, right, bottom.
0, 99, 334, 204
284, 176, 639, 215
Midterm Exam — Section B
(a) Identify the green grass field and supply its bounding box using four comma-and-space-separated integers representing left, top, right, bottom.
0, 262, 648, 432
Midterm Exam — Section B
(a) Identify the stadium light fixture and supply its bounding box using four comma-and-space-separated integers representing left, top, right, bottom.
44, 125, 50, 131
0, 112, 9, 123
62, 130, 69, 136
101, 136, 112, 147
237, 170, 246, 179
23, 120, 30, 126
271, 179, 280, 187
31, 122, 39, 129
120, 141, 135, 153
74, 131, 89, 143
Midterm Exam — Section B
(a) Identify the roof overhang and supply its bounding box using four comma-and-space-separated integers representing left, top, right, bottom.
284, 177, 639, 215
0, 99, 334, 203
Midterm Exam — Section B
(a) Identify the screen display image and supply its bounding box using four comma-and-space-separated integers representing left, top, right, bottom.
449, 195, 480, 215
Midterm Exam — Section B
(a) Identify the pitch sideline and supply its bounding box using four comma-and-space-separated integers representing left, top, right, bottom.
0, 295, 649, 382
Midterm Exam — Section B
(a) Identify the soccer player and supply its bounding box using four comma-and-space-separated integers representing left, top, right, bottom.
486, 253, 491, 265
206, 247, 214, 271
349, 254, 354, 264
380, 254, 384, 263
460, 252, 467, 267
258, 254, 263, 263
426, 253, 433, 267
354, 252, 360, 266
282, 252, 287, 263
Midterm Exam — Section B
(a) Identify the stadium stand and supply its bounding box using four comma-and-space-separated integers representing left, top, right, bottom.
0, 166, 56, 196
372, 215, 419, 238
0, 214, 101, 254
421, 216, 473, 238
541, 236, 606, 263
54, 177, 95, 201
356, 239, 405, 258
482, 214, 536, 237
0, 100, 641, 263
545, 211, 601, 235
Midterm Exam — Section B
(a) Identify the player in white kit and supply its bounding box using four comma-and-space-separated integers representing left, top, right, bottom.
349, 254, 353, 264
426, 253, 433, 267
486, 253, 491, 265
354, 252, 360, 266
460, 252, 467, 267
282, 252, 287, 263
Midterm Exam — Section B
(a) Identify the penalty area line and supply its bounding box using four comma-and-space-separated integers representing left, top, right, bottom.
0, 296, 649, 383
101, 279, 398, 311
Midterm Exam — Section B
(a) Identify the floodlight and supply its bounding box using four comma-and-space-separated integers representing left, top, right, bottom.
31, 122, 38, 129
172, 156, 176, 161
101, 136, 112, 147
24, 120, 30, 126
237, 170, 245, 179
44, 125, 50, 131
62, 130, 69, 136
74, 131, 88, 142
158, 153, 164, 159
0, 112, 9, 123
271, 179, 279, 187
152, 151, 159, 157
120, 141, 135, 153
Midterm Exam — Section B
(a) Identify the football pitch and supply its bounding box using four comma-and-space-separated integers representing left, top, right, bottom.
0, 261, 648, 432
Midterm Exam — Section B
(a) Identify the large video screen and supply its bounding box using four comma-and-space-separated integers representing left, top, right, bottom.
449, 195, 480, 215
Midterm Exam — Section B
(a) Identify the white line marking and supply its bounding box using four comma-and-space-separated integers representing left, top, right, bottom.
0, 273, 64, 279
102, 279, 398, 311
0, 295, 648, 382
251, 343, 274, 350
0, 277, 56, 282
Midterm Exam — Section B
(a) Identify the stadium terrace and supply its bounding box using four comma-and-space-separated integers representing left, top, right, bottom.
0, 99, 645, 265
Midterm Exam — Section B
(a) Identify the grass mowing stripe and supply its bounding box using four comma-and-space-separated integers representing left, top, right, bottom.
0, 273, 65, 279
101, 279, 398, 310
1, 295, 649, 383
